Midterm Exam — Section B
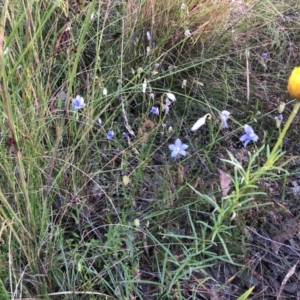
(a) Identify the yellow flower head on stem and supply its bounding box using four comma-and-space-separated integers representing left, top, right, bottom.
287, 67, 300, 100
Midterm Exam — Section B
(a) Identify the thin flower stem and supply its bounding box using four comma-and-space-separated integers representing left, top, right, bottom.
204, 101, 300, 250
247, 100, 300, 186
265, 100, 300, 168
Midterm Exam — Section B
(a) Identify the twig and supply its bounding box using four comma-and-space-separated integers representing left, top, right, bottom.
276, 260, 299, 300
120, 96, 135, 136
119, 18, 135, 137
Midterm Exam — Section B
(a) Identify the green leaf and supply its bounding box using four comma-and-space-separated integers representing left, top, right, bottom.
0, 279, 10, 300
237, 286, 255, 300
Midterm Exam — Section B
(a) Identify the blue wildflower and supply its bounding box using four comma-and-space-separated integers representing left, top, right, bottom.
107, 130, 114, 140
150, 106, 159, 115
240, 125, 259, 147
72, 95, 85, 110
275, 114, 283, 128
261, 53, 268, 59
168, 139, 188, 158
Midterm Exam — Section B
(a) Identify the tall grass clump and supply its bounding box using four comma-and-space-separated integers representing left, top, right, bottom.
0, 0, 299, 299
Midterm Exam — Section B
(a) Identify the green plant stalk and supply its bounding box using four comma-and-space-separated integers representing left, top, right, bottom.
46, 0, 97, 195
0, 1, 34, 232
248, 100, 300, 185
204, 101, 300, 251
264, 100, 300, 168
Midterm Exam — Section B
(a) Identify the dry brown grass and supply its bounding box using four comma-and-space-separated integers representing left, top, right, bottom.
124, 0, 244, 47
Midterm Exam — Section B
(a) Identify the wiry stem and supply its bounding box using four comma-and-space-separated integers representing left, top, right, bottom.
265, 100, 300, 168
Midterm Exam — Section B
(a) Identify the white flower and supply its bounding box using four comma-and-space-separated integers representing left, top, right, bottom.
180, 3, 186, 10
146, 31, 151, 41
103, 88, 107, 96
166, 92, 176, 102
3, 48, 9, 56
142, 80, 147, 93
184, 30, 191, 37
98, 118, 102, 126
191, 114, 211, 131
182, 79, 187, 88
162, 98, 172, 114
162, 104, 170, 114
220, 110, 230, 128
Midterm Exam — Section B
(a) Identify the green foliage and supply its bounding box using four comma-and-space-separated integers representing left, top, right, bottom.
237, 286, 255, 300
0, 279, 9, 300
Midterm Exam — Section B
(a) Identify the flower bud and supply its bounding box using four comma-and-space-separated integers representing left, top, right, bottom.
134, 218, 140, 227
277, 102, 285, 113
287, 67, 300, 101
191, 114, 211, 132
275, 114, 283, 128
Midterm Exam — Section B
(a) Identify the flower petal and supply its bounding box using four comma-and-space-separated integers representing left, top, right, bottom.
244, 124, 253, 134
243, 140, 250, 147
191, 114, 211, 131
181, 144, 188, 150
166, 92, 176, 102
107, 130, 114, 139
169, 144, 176, 151
174, 139, 182, 147
171, 150, 178, 158
178, 149, 187, 156
239, 134, 248, 142
221, 110, 230, 118
250, 134, 258, 142
221, 120, 228, 128
240, 136, 250, 147
150, 107, 159, 115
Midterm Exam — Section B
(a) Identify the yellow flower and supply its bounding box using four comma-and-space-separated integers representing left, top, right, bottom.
287, 67, 300, 100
